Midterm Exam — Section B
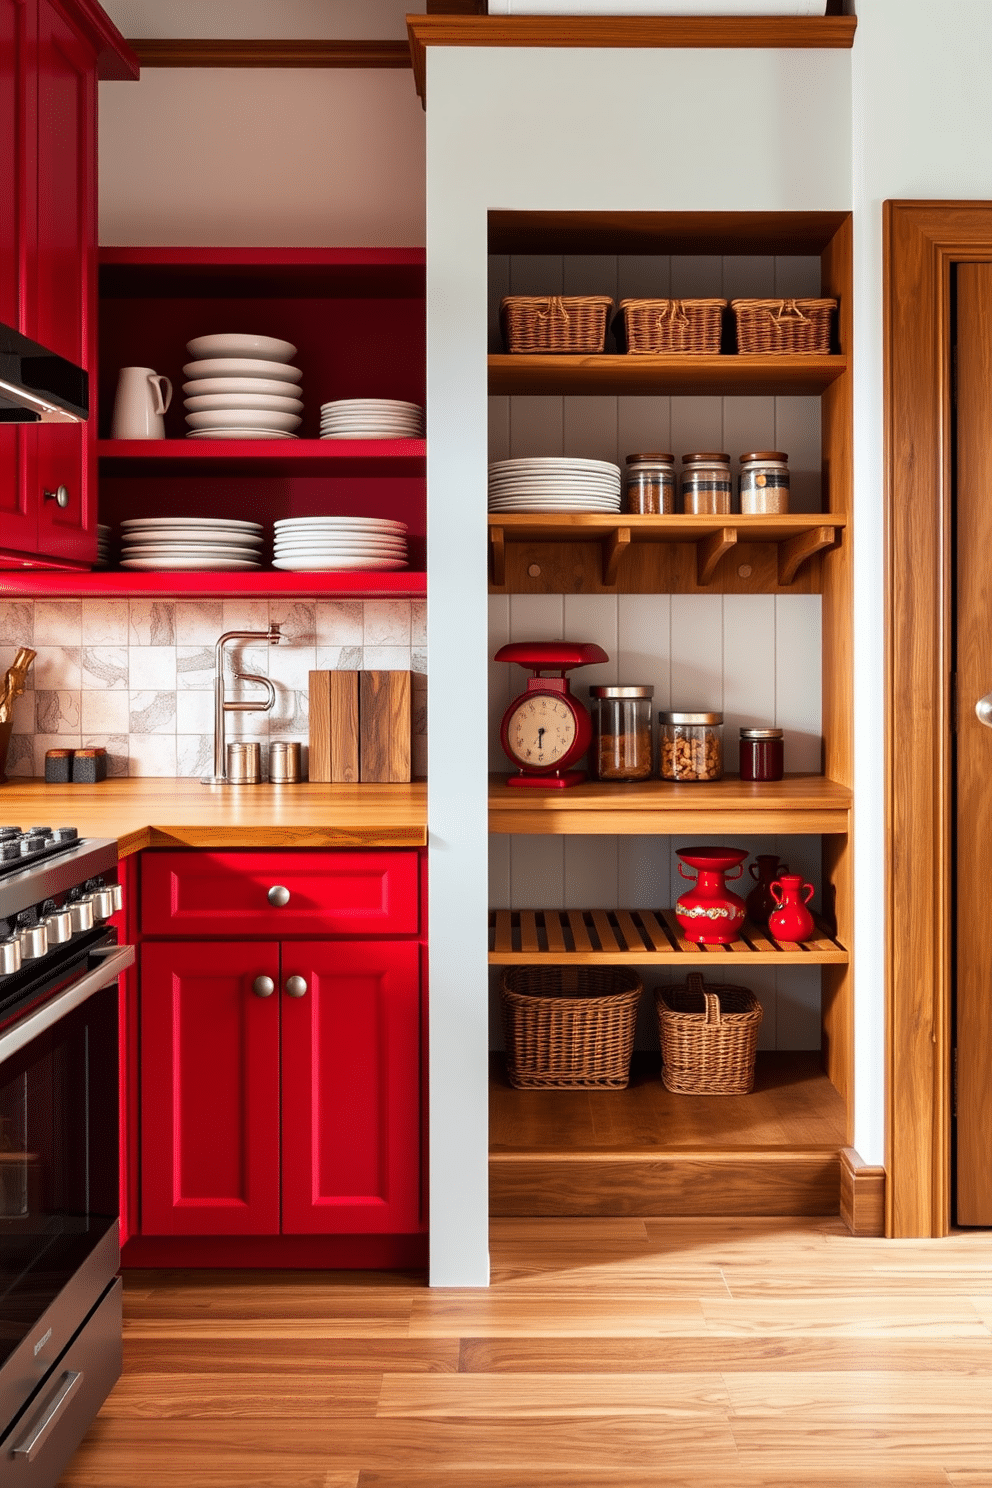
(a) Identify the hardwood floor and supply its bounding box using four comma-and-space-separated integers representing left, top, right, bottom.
61, 1216, 992, 1486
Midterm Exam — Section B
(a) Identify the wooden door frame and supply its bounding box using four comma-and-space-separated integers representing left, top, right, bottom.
885, 201, 992, 1236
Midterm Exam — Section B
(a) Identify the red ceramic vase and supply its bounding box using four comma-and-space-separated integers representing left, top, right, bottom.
745, 854, 789, 927
768, 873, 816, 943
674, 846, 748, 944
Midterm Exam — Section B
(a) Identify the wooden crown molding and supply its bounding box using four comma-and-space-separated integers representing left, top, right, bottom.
128, 39, 411, 69
406, 14, 857, 105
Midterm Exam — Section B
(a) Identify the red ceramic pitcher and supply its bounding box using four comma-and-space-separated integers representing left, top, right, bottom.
768, 873, 816, 943
745, 854, 789, 927
674, 846, 748, 944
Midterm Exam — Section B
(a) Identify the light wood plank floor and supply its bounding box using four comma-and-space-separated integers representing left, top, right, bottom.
61, 1217, 992, 1487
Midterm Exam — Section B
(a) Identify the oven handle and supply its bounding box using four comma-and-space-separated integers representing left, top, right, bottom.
11, 1370, 83, 1461
0, 943, 135, 1063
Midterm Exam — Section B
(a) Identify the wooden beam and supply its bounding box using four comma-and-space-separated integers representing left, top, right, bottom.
129, 39, 411, 68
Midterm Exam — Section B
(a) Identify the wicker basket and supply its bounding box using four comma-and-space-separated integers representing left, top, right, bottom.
731, 297, 836, 356
500, 295, 614, 355
617, 298, 727, 355
654, 974, 763, 1096
500, 965, 642, 1089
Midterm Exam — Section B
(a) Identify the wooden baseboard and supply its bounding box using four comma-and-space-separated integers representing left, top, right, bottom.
490, 1149, 840, 1218
839, 1147, 886, 1236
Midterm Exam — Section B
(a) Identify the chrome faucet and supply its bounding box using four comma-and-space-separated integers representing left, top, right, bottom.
202, 626, 282, 784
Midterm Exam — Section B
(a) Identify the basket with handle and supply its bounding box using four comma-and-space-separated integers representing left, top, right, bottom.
654, 973, 762, 1095
616, 298, 727, 355
500, 295, 614, 355
500, 964, 642, 1089
730, 297, 836, 355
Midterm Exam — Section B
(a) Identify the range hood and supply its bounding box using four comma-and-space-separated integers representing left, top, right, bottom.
0, 320, 88, 424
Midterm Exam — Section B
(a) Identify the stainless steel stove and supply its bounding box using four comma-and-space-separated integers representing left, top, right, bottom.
0, 828, 133, 1486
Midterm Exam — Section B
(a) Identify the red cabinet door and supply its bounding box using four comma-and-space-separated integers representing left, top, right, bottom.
140, 940, 281, 1237
281, 941, 422, 1235
0, 0, 35, 561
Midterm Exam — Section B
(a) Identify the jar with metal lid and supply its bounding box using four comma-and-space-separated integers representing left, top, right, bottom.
589, 685, 654, 781
739, 451, 790, 515
680, 453, 732, 515
739, 727, 784, 782
658, 711, 723, 781
623, 453, 675, 515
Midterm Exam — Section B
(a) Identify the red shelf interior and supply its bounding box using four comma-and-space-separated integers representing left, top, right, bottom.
0, 570, 426, 599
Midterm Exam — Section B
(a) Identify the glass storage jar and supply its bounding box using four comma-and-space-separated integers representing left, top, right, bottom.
658, 711, 723, 781
589, 685, 654, 781
739, 450, 790, 514
680, 453, 732, 515
739, 727, 784, 782
623, 453, 675, 514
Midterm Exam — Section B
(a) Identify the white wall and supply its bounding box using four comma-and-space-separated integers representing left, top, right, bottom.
427, 44, 851, 1285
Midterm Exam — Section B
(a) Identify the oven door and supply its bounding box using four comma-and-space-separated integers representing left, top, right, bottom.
0, 944, 133, 1476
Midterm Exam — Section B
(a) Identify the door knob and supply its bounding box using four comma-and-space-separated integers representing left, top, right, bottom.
43, 484, 69, 508
267, 885, 290, 907
252, 975, 275, 998
977, 692, 992, 728
285, 975, 307, 998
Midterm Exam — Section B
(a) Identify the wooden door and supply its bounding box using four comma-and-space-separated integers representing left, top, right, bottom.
140, 940, 281, 1236
280, 941, 422, 1235
954, 262, 992, 1223
0, 0, 35, 560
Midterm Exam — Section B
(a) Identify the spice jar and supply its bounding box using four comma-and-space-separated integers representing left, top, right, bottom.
680, 453, 732, 515
658, 711, 723, 781
589, 685, 654, 781
739, 727, 784, 782
623, 453, 675, 515
739, 451, 790, 515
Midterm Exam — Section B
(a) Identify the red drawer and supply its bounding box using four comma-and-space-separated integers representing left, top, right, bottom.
141, 850, 419, 938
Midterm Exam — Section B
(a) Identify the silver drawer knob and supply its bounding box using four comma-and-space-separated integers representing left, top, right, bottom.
252, 976, 275, 998
284, 975, 307, 998
68, 898, 94, 932
267, 885, 290, 907
44, 484, 70, 508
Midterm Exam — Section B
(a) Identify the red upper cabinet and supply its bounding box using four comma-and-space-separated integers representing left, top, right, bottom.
0, 0, 35, 557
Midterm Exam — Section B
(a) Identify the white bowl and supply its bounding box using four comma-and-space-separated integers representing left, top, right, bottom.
183, 357, 302, 383
185, 333, 297, 362
185, 408, 302, 432
184, 392, 304, 414
183, 376, 304, 398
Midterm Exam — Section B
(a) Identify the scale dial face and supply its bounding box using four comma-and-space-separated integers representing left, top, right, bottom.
504, 692, 579, 770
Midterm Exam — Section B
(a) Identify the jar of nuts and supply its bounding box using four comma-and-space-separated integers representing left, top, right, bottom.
589, 685, 654, 781
623, 453, 675, 515
658, 711, 724, 782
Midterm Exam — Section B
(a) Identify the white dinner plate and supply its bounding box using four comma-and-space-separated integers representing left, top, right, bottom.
271, 556, 407, 572
489, 456, 621, 473
184, 392, 304, 414
320, 398, 422, 412
274, 543, 407, 556
121, 516, 263, 532
186, 428, 299, 440
274, 516, 407, 531
183, 376, 304, 398
489, 479, 620, 493
120, 556, 263, 571
489, 501, 621, 513
489, 495, 621, 507
186, 333, 297, 362
320, 432, 421, 441
321, 421, 423, 432
187, 409, 301, 432
183, 357, 303, 383
122, 544, 264, 559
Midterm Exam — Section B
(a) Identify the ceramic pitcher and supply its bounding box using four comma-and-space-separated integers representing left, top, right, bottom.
768, 873, 816, 943
111, 366, 172, 439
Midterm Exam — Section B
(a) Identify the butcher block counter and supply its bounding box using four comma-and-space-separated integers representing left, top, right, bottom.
0, 778, 428, 856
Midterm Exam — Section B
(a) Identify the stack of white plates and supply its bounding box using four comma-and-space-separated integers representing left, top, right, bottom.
118, 517, 265, 571
96, 523, 111, 569
319, 399, 423, 440
273, 516, 408, 572
488, 457, 622, 513
183, 334, 303, 440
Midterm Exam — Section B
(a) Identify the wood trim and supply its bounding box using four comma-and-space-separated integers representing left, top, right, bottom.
407, 15, 857, 105
839, 1148, 886, 1238
128, 39, 411, 69
488, 210, 851, 257
56, 0, 140, 79
883, 202, 992, 1237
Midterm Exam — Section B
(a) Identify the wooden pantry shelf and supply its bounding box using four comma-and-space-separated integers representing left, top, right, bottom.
0, 570, 426, 600
97, 438, 425, 479
489, 512, 844, 591
488, 353, 846, 399
489, 774, 851, 836
489, 907, 847, 966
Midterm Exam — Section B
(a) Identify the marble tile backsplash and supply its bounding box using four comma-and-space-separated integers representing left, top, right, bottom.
0, 598, 427, 780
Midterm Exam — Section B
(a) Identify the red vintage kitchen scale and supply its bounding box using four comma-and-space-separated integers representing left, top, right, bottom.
494, 641, 609, 788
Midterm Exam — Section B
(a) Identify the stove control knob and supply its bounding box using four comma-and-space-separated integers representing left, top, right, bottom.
91, 888, 116, 920
19, 835, 46, 856
108, 883, 123, 914
68, 898, 95, 933
267, 885, 290, 907
252, 976, 275, 998
0, 937, 21, 975
18, 923, 48, 959
42, 909, 73, 944
0, 842, 21, 862
51, 828, 79, 844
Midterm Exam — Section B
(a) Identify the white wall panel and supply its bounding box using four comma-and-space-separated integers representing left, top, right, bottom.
775, 595, 822, 772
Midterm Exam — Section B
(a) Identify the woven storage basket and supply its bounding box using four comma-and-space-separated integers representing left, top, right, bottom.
500, 965, 642, 1089
617, 298, 727, 355
500, 295, 614, 355
731, 297, 836, 355
655, 974, 763, 1096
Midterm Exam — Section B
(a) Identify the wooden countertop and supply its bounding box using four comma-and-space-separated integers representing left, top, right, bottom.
0, 779, 428, 855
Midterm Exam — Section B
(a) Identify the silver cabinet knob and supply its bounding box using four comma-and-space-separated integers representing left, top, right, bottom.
252, 975, 275, 998
267, 885, 290, 907
284, 975, 307, 998
43, 484, 70, 508
977, 691, 992, 727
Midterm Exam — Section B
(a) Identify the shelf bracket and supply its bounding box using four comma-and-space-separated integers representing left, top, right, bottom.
777, 524, 836, 585
602, 526, 631, 586
490, 525, 506, 587
696, 526, 737, 585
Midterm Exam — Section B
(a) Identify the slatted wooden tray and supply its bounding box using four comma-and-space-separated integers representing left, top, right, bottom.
489, 907, 847, 965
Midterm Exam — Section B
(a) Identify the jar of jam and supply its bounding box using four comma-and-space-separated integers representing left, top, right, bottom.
589, 685, 654, 781
739, 727, 784, 782
680, 453, 732, 515
739, 451, 790, 515
624, 453, 675, 515
658, 711, 723, 781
